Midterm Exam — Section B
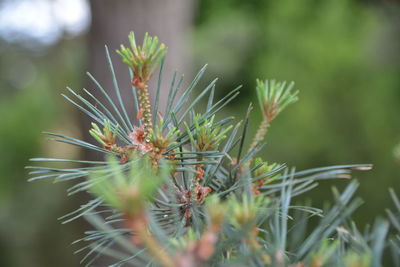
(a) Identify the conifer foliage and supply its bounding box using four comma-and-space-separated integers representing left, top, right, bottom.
28, 33, 400, 266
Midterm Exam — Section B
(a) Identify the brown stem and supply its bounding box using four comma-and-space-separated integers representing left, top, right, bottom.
137, 86, 153, 141
195, 164, 204, 180
248, 116, 270, 154
239, 116, 270, 179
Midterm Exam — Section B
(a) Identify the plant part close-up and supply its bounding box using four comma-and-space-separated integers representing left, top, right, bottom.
27, 32, 400, 267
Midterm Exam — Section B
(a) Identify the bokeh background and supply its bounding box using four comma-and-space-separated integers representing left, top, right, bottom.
0, 0, 399, 266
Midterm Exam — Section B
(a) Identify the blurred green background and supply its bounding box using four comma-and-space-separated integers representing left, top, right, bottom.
0, 0, 399, 266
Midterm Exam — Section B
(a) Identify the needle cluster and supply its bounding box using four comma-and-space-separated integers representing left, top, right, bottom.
28, 32, 400, 267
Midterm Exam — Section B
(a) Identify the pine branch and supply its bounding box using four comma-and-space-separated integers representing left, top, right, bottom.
27, 31, 400, 267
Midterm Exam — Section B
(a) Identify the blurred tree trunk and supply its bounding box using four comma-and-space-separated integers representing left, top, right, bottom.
83, 0, 194, 160
80, 1, 194, 264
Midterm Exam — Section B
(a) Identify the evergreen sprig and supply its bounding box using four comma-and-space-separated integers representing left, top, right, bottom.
256, 79, 299, 122
249, 79, 299, 152
117, 32, 167, 138
28, 32, 400, 267
117, 32, 167, 87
